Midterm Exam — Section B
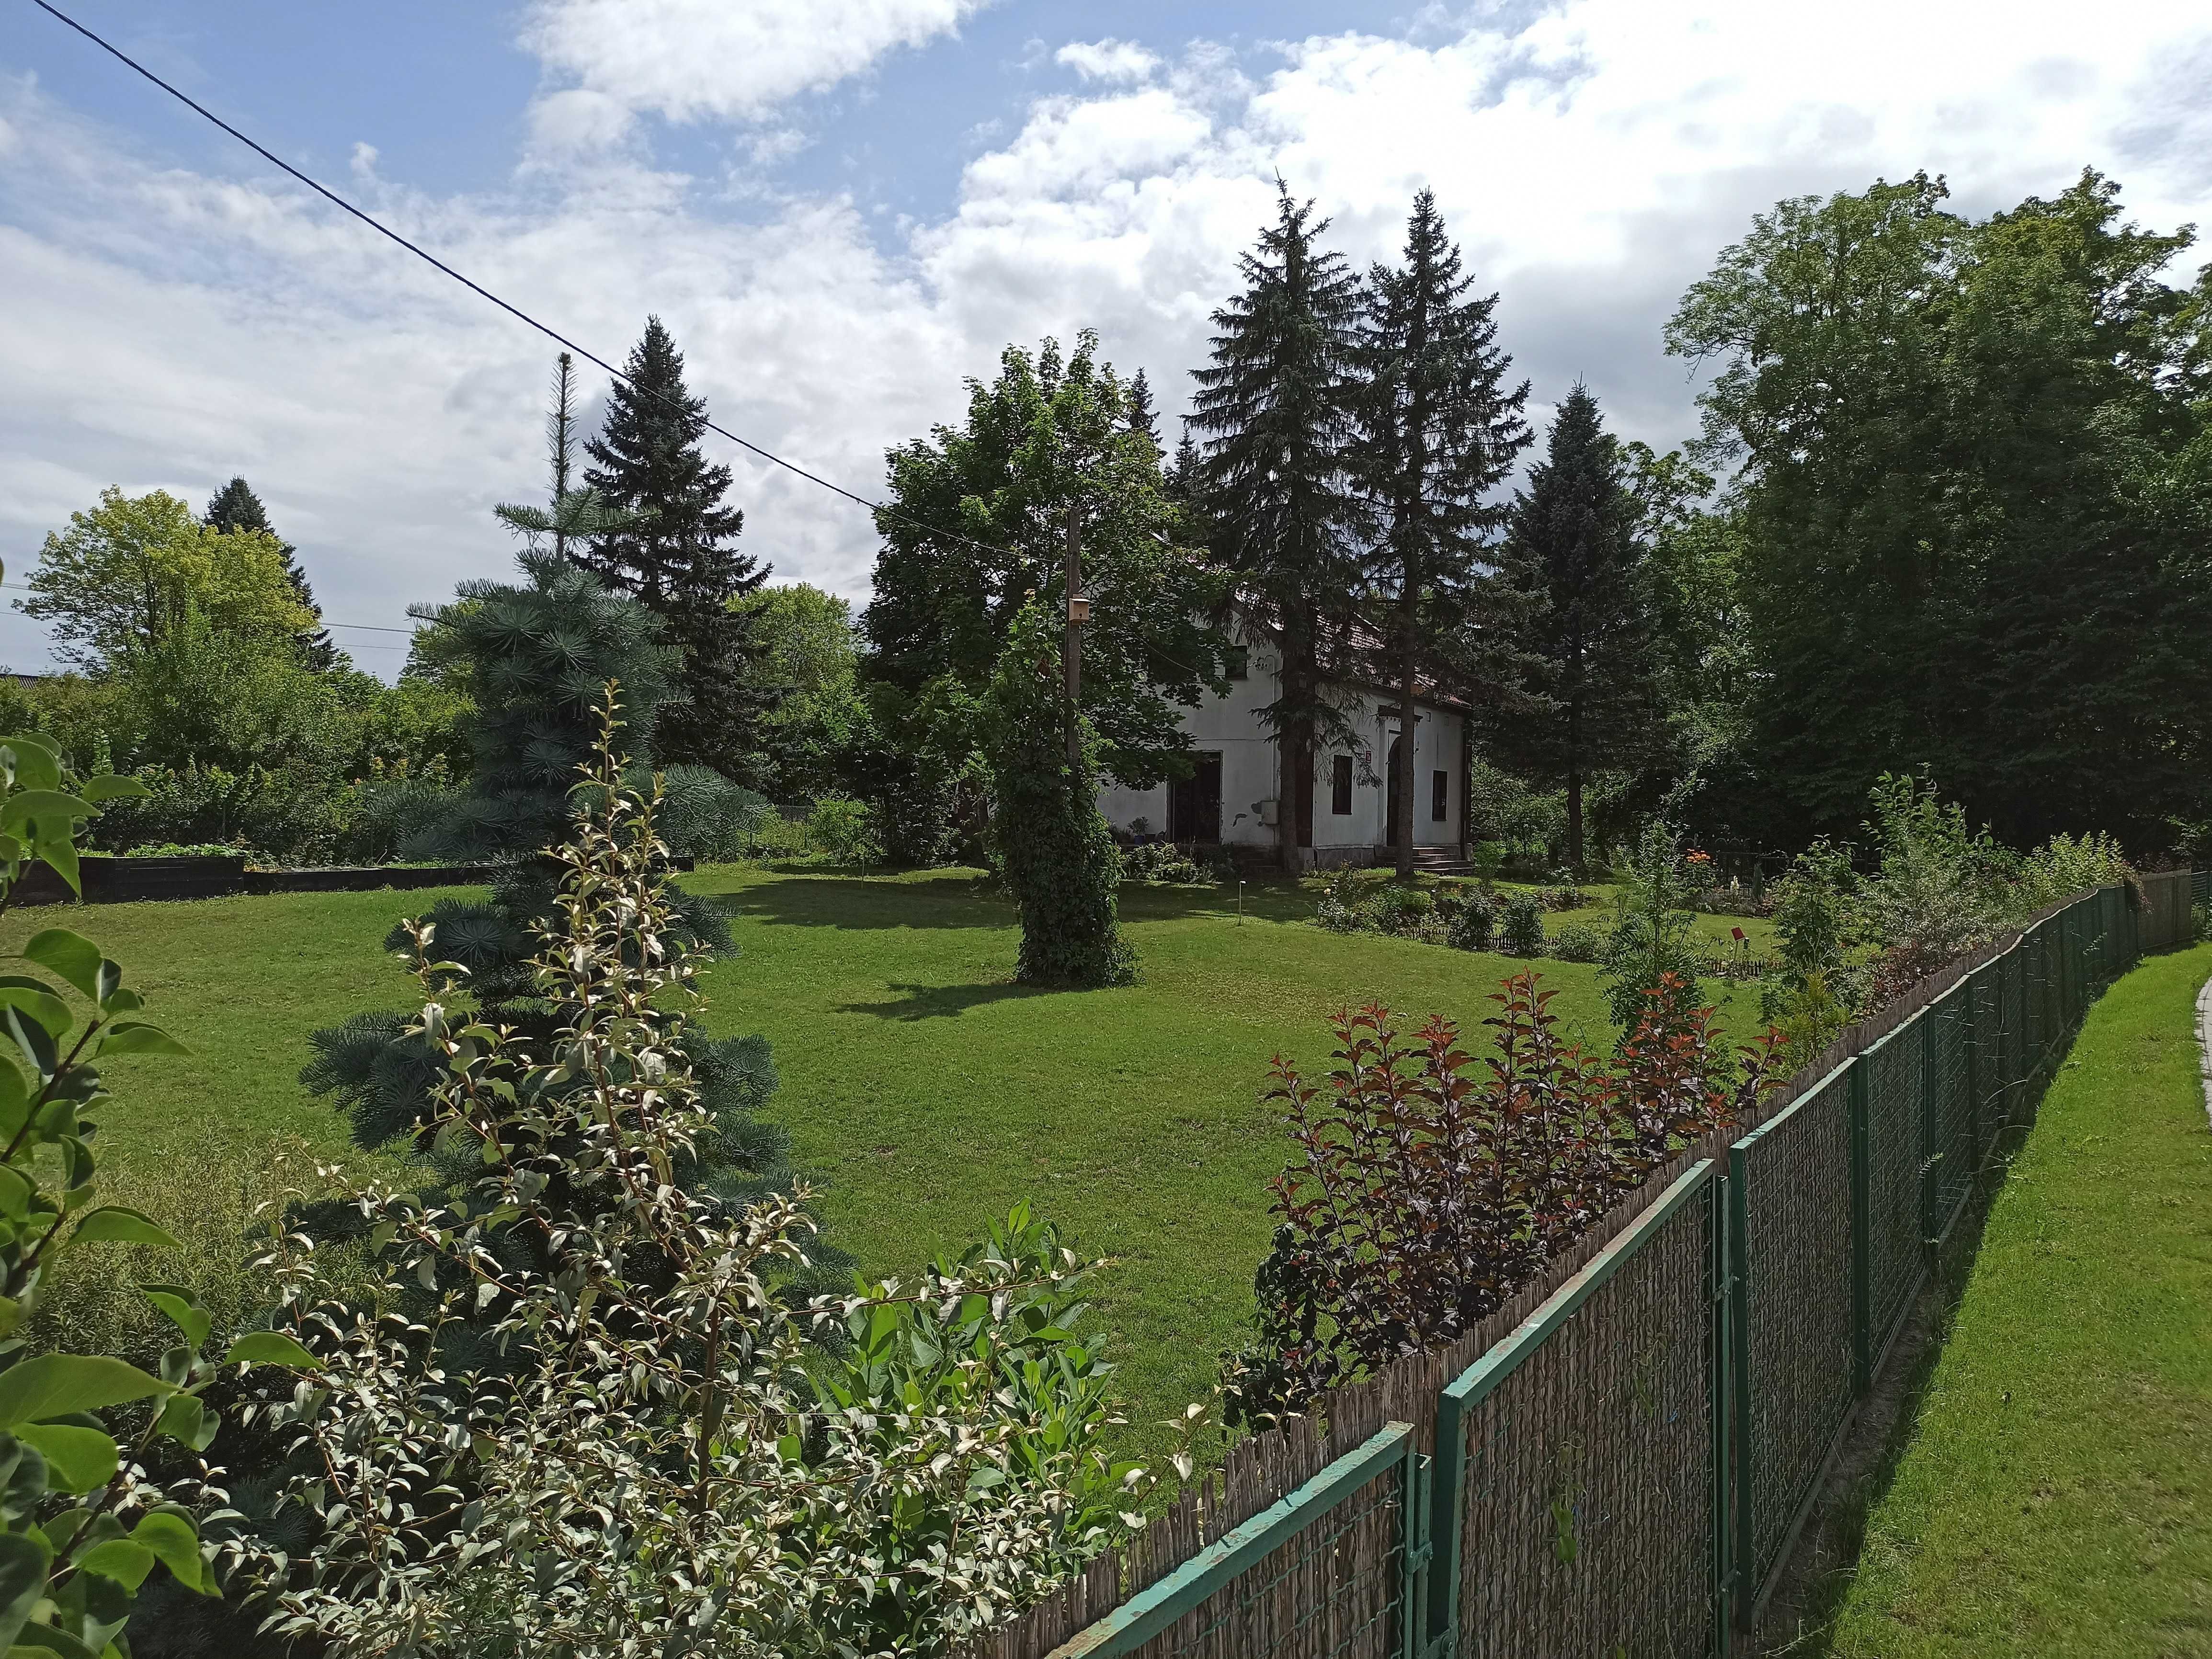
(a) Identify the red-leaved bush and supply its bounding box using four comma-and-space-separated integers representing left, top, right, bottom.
1224, 972, 1781, 1423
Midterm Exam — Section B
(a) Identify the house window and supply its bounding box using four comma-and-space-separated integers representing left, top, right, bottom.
1432, 769, 1449, 822
1224, 645, 1249, 681
1331, 755, 1354, 816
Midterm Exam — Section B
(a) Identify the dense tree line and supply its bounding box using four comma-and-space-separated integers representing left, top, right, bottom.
1667, 169, 2212, 851
846, 164, 2203, 876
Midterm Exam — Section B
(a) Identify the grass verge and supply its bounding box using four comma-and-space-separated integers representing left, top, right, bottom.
1824, 942, 2212, 1657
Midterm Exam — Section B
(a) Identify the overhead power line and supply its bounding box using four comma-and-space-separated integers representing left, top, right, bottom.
0, 580, 411, 636
26, 0, 993, 556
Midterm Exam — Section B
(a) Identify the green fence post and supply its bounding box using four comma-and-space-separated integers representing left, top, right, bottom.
1399, 1436, 1428, 1659
1710, 1168, 1734, 1654
1727, 1145, 1753, 1631
1964, 965, 1981, 1177
1919, 1010, 1939, 1250
1849, 1055, 1871, 1396
1426, 1390, 1464, 1657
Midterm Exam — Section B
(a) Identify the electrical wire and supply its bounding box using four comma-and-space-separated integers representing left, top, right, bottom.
24, 0, 1002, 557
23, 3, 1246, 687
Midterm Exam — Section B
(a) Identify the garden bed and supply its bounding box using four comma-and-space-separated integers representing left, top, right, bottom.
11, 854, 696, 905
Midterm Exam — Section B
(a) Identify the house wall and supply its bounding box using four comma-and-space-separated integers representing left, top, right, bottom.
1095, 625, 1465, 862
1095, 630, 1281, 848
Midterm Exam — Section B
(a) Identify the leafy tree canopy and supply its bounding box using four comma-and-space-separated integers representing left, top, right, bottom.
24, 488, 315, 674
864, 330, 1228, 791
204, 475, 337, 670
1666, 168, 2212, 845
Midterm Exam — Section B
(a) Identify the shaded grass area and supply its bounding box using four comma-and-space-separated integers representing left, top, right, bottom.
1, 869, 1773, 1460
1825, 943, 2212, 1657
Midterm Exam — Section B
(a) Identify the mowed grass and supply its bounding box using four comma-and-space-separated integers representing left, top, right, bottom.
1828, 942, 2212, 1658
683, 865, 1771, 1447
0, 866, 1774, 1454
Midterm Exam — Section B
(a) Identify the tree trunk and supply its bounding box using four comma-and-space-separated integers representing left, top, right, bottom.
1565, 696, 1584, 871
1394, 585, 1418, 879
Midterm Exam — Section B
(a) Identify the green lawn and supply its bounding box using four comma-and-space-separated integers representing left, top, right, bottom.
4, 865, 1773, 1458
1828, 942, 2212, 1657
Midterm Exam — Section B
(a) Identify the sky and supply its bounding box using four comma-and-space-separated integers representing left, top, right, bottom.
3, 0, 2210, 678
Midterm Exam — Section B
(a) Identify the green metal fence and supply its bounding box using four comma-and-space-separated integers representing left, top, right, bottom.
988, 875, 2198, 1659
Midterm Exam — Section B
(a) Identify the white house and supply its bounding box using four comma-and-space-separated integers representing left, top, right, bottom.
1096, 619, 1470, 870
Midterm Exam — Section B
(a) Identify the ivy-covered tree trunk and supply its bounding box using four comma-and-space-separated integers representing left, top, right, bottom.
986, 602, 1132, 988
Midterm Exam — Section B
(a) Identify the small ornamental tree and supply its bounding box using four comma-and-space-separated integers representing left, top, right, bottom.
1226, 978, 1779, 1422
304, 547, 808, 1237
0, 723, 312, 1654
983, 602, 1133, 988
235, 698, 1147, 1654
1598, 821, 1707, 1035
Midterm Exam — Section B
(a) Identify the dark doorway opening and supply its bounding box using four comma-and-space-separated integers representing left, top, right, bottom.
1169, 751, 1223, 843
1385, 737, 1403, 847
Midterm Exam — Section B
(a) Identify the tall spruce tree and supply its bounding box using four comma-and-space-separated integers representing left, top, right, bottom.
1491, 386, 1660, 867
1124, 367, 1162, 453
583, 317, 774, 784
1354, 190, 1531, 875
1189, 182, 1368, 868
204, 475, 338, 670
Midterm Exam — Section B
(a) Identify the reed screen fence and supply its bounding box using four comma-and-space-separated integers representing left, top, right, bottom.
974, 873, 2199, 1659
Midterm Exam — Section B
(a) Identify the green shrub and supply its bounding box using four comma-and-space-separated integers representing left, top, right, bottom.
1122, 841, 1204, 885
1599, 823, 1706, 1032
332, 761, 463, 866
1551, 921, 1605, 963
981, 604, 1132, 988
809, 795, 886, 867
657, 764, 772, 862
90, 760, 344, 865
1499, 892, 1546, 956
239, 712, 1141, 1650
1447, 890, 1496, 951
1369, 884, 1436, 937
0, 729, 310, 1650
1314, 867, 1369, 933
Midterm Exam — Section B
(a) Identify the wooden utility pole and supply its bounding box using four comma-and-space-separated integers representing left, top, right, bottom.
1063, 500, 1085, 766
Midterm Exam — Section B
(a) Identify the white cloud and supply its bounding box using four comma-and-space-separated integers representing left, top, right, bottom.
1056, 39, 1160, 84
522, 0, 996, 131
3, 0, 2210, 678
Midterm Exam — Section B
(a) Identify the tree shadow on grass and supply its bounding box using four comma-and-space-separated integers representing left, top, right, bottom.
835, 980, 1061, 1021
717, 877, 1011, 932
715, 873, 1320, 932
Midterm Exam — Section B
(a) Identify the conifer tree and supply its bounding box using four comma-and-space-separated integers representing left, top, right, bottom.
582, 317, 773, 783
1490, 386, 1661, 867
1188, 182, 1368, 867
1124, 367, 1162, 453
494, 352, 643, 559
1163, 429, 1202, 508
204, 475, 338, 670
1355, 190, 1530, 874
